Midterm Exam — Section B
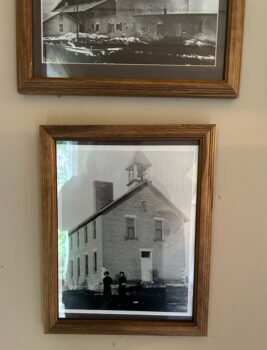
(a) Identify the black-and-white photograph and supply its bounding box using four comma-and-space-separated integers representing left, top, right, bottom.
56, 142, 198, 319
42, 0, 219, 66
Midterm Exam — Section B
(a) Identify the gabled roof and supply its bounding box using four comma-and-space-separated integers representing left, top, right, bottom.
69, 180, 188, 234
43, 11, 80, 24
53, 0, 107, 13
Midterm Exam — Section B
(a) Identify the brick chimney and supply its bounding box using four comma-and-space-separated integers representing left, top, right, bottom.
93, 181, 114, 211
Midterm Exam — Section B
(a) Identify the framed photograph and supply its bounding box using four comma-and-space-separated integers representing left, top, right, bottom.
40, 124, 216, 335
17, 1, 244, 97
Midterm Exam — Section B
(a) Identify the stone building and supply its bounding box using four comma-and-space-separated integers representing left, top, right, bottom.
65, 152, 188, 291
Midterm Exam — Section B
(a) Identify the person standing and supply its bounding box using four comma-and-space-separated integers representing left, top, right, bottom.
103, 271, 113, 307
118, 271, 127, 301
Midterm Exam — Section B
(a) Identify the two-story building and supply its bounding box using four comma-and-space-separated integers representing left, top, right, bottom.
65, 151, 188, 291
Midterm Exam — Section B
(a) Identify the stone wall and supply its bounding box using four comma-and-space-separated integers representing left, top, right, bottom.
66, 216, 103, 290
101, 184, 186, 283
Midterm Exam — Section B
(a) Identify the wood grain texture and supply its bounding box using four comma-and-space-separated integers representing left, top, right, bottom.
17, 0, 245, 97
40, 125, 216, 335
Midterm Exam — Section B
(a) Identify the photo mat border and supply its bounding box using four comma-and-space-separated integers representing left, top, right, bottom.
56, 141, 199, 321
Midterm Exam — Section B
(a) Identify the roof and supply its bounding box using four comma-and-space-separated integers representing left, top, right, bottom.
69, 180, 189, 234
43, 11, 80, 24
53, 0, 107, 13
133, 12, 217, 18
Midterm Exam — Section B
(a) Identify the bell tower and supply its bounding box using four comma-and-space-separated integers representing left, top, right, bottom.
126, 151, 152, 189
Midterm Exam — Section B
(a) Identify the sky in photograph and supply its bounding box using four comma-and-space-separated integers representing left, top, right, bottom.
43, 0, 59, 13
189, 0, 219, 12
43, 0, 219, 14
57, 144, 198, 232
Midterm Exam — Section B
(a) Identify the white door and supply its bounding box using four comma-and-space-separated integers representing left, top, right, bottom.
140, 250, 153, 282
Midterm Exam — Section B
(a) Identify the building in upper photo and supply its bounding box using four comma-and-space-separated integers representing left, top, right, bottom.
42, 0, 219, 65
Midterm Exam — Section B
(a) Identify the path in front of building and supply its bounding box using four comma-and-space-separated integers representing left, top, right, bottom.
62, 285, 188, 315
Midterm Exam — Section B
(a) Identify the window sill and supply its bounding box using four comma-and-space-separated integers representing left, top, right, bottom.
124, 237, 138, 241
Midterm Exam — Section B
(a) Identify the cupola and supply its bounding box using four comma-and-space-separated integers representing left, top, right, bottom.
126, 151, 152, 189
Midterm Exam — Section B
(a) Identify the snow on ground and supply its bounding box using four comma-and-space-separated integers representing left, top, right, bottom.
184, 38, 214, 47
43, 33, 148, 44
64, 45, 122, 57
64, 46, 96, 56
43, 33, 215, 62
178, 53, 215, 61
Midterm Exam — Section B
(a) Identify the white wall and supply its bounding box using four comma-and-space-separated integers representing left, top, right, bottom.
1, 1, 267, 349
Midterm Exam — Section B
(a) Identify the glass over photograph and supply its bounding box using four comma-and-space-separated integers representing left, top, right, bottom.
42, 0, 220, 66
56, 142, 199, 320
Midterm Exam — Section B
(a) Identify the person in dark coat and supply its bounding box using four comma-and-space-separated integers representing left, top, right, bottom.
103, 271, 113, 307
118, 271, 127, 301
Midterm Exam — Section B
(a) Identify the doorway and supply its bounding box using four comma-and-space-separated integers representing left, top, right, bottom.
140, 250, 153, 282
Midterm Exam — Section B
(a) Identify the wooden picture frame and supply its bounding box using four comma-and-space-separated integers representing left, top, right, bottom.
40, 124, 216, 335
17, 1, 244, 97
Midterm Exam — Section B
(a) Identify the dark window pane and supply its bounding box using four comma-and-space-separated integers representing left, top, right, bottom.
85, 255, 88, 275
126, 217, 136, 238
141, 251, 151, 258
77, 257, 80, 277
94, 252, 97, 272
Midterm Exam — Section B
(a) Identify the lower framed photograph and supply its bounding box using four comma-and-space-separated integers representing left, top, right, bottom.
40, 124, 216, 335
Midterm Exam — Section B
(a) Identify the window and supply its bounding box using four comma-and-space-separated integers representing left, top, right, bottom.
59, 14, 63, 23
96, 24, 100, 32
70, 235, 73, 250
141, 251, 151, 258
126, 216, 136, 239
84, 226, 88, 243
198, 21, 203, 34
85, 255, 89, 276
93, 251, 97, 272
77, 257, 80, 277
93, 221, 96, 239
155, 219, 163, 241
91, 24, 94, 30
77, 231, 79, 247
70, 260, 73, 278
116, 22, 122, 31
59, 23, 64, 32
157, 24, 164, 37
108, 23, 114, 34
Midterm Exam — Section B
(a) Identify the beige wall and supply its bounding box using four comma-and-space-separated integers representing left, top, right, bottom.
0, 0, 267, 349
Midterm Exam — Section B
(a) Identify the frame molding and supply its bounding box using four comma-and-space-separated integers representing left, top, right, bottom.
17, 0, 245, 97
40, 124, 216, 335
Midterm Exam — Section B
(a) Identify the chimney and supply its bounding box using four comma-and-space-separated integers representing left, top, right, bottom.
93, 181, 114, 211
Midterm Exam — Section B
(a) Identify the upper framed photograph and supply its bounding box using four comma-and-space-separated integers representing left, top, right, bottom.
40, 124, 216, 335
17, 0, 244, 97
